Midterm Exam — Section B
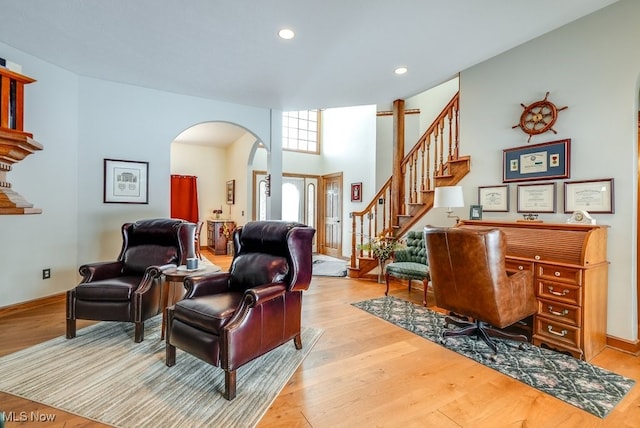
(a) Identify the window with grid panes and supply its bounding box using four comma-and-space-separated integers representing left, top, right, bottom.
282, 110, 320, 153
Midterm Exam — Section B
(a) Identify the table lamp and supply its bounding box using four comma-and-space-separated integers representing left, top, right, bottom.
434, 185, 464, 223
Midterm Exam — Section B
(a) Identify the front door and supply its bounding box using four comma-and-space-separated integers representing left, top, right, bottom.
321, 173, 342, 257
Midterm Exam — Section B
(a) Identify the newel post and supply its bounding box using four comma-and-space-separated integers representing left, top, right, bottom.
390, 99, 405, 228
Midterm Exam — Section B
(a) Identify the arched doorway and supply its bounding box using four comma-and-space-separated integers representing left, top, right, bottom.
170, 121, 260, 245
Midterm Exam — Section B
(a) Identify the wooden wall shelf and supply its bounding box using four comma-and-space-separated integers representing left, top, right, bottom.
0, 67, 42, 214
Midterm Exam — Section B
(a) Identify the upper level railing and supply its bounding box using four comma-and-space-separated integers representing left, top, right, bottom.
350, 92, 460, 269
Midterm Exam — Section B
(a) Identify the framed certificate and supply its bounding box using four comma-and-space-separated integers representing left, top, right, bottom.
517, 182, 556, 213
564, 178, 614, 213
503, 139, 570, 183
478, 185, 509, 212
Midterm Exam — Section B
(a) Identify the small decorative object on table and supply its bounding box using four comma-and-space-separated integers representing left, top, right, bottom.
212, 207, 223, 219
358, 234, 405, 283
220, 222, 236, 255
567, 210, 596, 225
517, 213, 543, 223
469, 204, 483, 220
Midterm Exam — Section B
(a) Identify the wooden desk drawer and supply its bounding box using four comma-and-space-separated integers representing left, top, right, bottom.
534, 317, 581, 349
537, 280, 581, 306
537, 264, 582, 285
537, 298, 580, 326
505, 259, 534, 274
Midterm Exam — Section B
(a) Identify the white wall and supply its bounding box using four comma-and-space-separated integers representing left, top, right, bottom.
422, 0, 639, 341
0, 46, 273, 308
0, 42, 80, 306
321, 105, 377, 256
226, 132, 259, 225
75, 78, 272, 267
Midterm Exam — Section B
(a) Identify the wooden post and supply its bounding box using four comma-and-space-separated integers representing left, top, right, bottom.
391, 99, 405, 229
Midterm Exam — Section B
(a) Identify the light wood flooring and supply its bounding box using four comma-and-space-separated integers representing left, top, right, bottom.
1, 249, 639, 427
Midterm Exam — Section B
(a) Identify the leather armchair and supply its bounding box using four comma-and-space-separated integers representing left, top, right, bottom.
423, 226, 536, 352
66, 218, 196, 342
165, 220, 316, 400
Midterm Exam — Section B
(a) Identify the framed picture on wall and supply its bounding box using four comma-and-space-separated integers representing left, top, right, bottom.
564, 178, 614, 213
226, 180, 235, 204
503, 139, 571, 183
103, 158, 149, 204
478, 185, 509, 212
517, 182, 556, 213
351, 182, 362, 202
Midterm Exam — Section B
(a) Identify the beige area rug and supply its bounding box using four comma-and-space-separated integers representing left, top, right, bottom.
312, 253, 347, 277
0, 317, 322, 427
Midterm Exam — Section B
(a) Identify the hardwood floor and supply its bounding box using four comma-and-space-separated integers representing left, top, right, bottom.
1, 249, 639, 427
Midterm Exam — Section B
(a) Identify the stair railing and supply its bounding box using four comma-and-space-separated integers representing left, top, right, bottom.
350, 92, 460, 269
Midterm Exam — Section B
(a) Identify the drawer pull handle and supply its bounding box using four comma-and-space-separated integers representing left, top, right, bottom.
547, 325, 568, 337
518, 265, 524, 270
548, 286, 569, 296
534, 255, 541, 260
554, 271, 561, 277
548, 306, 569, 316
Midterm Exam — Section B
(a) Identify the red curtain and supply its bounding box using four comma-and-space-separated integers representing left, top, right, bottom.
170, 175, 199, 223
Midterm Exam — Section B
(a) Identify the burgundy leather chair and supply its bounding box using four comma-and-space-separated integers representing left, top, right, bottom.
165, 220, 316, 400
66, 218, 196, 342
423, 226, 536, 352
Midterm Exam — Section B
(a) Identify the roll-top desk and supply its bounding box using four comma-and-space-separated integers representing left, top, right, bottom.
457, 220, 608, 361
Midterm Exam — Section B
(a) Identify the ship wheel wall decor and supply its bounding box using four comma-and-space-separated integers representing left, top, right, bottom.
512, 92, 568, 142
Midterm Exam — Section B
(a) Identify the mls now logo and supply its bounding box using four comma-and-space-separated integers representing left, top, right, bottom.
1, 411, 56, 424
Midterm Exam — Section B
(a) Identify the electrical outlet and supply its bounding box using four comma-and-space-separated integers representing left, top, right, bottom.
42, 268, 51, 279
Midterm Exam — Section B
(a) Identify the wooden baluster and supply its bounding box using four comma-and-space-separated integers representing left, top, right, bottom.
420, 143, 426, 196
0, 75, 8, 129
367, 214, 373, 258
438, 120, 445, 175
426, 139, 432, 190
407, 155, 413, 205
447, 110, 453, 161
358, 215, 364, 257
413, 150, 419, 204
453, 98, 460, 160
411, 154, 418, 204
350, 214, 357, 268
434, 128, 440, 176
374, 205, 379, 240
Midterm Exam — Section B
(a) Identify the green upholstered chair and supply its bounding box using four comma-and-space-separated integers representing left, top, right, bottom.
384, 231, 430, 306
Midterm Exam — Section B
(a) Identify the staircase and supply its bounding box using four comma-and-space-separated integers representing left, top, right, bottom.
348, 92, 470, 278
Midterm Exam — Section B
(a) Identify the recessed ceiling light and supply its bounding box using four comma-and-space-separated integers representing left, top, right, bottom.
394, 67, 408, 75
278, 28, 295, 40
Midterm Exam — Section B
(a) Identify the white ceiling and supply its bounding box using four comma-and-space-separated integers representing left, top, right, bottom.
0, 0, 619, 146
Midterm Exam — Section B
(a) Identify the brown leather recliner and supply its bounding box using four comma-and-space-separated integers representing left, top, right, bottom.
423, 226, 536, 352
66, 218, 196, 343
165, 220, 316, 400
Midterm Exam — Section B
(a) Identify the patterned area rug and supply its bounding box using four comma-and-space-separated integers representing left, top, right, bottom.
0, 317, 322, 427
352, 296, 635, 418
312, 254, 347, 277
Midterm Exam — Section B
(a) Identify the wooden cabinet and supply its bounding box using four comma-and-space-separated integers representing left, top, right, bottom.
207, 220, 235, 255
457, 220, 609, 361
